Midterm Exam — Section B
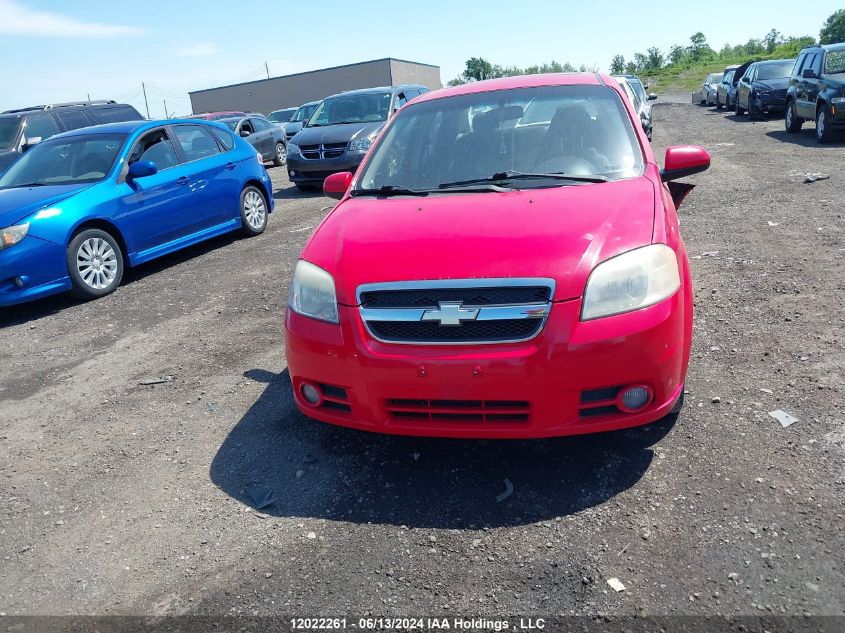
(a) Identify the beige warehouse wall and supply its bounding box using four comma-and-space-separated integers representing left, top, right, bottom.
390, 60, 442, 91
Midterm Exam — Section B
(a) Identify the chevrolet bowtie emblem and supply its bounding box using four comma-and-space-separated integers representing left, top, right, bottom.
421, 301, 480, 326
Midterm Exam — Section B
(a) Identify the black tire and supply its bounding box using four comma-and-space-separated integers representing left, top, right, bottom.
66, 228, 124, 300
272, 142, 286, 167
715, 94, 722, 110
785, 100, 803, 133
735, 97, 744, 116
816, 104, 835, 143
239, 185, 268, 236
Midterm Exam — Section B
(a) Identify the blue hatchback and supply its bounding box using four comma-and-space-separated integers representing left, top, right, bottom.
0, 119, 274, 306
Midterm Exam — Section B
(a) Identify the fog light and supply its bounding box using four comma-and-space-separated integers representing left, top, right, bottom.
618, 385, 652, 412
300, 382, 321, 406
289, 170, 295, 177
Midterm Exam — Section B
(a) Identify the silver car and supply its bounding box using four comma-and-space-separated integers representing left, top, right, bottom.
697, 73, 722, 105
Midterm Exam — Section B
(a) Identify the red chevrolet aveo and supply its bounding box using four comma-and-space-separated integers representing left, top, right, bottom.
285, 73, 709, 438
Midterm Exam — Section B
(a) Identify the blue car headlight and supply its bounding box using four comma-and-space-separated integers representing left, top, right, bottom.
287, 143, 300, 157
348, 137, 373, 152
0, 223, 29, 251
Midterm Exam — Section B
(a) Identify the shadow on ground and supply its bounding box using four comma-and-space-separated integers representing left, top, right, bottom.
273, 184, 325, 200
765, 129, 845, 148
210, 368, 676, 529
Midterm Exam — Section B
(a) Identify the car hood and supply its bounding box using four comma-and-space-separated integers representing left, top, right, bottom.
293, 121, 385, 146
0, 149, 19, 174
0, 183, 88, 227
754, 77, 789, 91
304, 177, 658, 305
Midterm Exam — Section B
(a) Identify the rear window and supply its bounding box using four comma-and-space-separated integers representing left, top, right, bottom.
825, 49, 845, 75
90, 105, 143, 124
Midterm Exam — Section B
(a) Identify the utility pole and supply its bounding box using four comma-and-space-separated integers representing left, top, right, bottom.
87, 93, 91, 101
163, 99, 169, 118
141, 82, 150, 119
265, 61, 270, 79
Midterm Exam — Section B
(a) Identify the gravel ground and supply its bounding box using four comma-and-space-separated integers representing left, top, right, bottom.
1, 102, 843, 622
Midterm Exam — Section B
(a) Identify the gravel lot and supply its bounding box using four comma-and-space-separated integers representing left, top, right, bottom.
1, 102, 843, 622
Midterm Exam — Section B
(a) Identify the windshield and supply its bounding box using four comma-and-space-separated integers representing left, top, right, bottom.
723, 71, 735, 83
825, 48, 845, 74
627, 79, 647, 102
757, 62, 793, 80
307, 92, 391, 127
292, 103, 318, 122
0, 133, 126, 188
707, 74, 720, 84
356, 85, 644, 192
268, 109, 295, 123
0, 117, 21, 150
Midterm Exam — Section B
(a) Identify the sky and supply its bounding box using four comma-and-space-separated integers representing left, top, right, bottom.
0, 0, 840, 119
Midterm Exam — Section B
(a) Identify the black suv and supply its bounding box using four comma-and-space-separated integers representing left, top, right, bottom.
0, 100, 144, 172
785, 43, 845, 143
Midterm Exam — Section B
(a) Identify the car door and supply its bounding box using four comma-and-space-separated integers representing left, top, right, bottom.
237, 118, 260, 154
170, 123, 237, 230
737, 65, 753, 108
250, 117, 273, 159
805, 52, 824, 115
114, 127, 204, 255
796, 53, 817, 119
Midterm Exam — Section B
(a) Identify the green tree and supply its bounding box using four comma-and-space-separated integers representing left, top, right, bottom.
687, 32, 713, 61
624, 61, 637, 74
610, 54, 625, 74
764, 29, 783, 53
668, 44, 687, 65
820, 9, 845, 44
646, 47, 664, 70
633, 52, 648, 71
462, 57, 495, 82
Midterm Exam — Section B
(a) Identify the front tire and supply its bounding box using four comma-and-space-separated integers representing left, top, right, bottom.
240, 186, 268, 236
785, 100, 803, 133
735, 98, 744, 116
816, 105, 835, 143
715, 94, 722, 110
67, 229, 124, 300
273, 142, 286, 167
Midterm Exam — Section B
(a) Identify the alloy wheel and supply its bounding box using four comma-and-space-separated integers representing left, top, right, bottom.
817, 111, 826, 140
76, 237, 118, 290
277, 143, 286, 165
243, 190, 266, 230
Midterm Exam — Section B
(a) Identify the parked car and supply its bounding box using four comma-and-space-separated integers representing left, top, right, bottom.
286, 85, 429, 190
187, 111, 246, 121
715, 64, 744, 110
735, 59, 795, 118
218, 115, 287, 166
785, 43, 845, 142
0, 119, 273, 307
0, 100, 143, 174
697, 73, 722, 105
284, 73, 710, 438
268, 107, 297, 126
282, 100, 321, 142
613, 75, 656, 140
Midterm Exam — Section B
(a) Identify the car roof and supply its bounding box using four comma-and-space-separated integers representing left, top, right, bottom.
412, 73, 605, 104
51, 119, 220, 139
299, 100, 321, 107
803, 43, 845, 52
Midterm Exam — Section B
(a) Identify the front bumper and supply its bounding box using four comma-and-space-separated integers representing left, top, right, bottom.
284, 291, 689, 439
755, 93, 787, 113
0, 235, 70, 307
286, 151, 366, 184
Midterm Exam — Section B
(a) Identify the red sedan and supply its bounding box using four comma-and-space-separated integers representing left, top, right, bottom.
285, 73, 709, 438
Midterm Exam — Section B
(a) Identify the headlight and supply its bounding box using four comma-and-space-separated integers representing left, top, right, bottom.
0, 223, 29, 251
581, 244, 680, 320
288, 260, 339, 323
756, 89, 771, 96
287, 143, 300, 157
348, 137, 373, 152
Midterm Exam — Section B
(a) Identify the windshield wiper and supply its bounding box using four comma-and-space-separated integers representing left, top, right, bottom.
351, 185, 430, 197
3, 181, 49, 189
439, 170, 608, 189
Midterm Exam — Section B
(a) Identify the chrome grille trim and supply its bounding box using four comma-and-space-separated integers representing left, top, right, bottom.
356, 278, 556, 345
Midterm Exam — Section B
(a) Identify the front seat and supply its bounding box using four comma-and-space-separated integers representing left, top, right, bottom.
534, 103, 609, 174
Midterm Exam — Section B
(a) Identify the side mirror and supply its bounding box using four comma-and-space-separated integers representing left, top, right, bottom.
648, 93, 658, 101
660, 145, 710, 182
239, 128, 251, 137
323, 171, 353, 200
802, 68, 817, 79
127, 160, 157, 179
21, 136, 42, 151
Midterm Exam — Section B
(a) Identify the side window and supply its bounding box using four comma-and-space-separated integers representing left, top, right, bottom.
209, 128, 235, 151
394, 92, 408, 110
800, 54, 816, 74
90, 106, 143, 124
810, 52, 823, 75
792, 55, 804, 77
127, 129, 179, 171
252, 118, 269, 132
172, 125, 220, 162
240, 120, 255, 135
56, 109, 95, 131
24, 115, 60, 141
745, 66, 755, 82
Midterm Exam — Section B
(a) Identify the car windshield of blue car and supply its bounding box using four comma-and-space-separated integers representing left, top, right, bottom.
757, 62, 793, 80
825, 49, 845, 75
0, 117, 20, 150
356, 84, 644, 193
306, 93, 391, 127
0, 133, 126, 188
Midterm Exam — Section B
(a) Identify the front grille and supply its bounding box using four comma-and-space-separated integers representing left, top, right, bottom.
387, 399, 530, 423
770, 88, 787, 99
357, 279, 555, 345
369, 319, 541, 343
360, 286, 551, 308
299, 142, 347, 160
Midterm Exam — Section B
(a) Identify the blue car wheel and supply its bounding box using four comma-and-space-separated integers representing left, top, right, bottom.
240, 186, 268, 236
66, 228, 124, 299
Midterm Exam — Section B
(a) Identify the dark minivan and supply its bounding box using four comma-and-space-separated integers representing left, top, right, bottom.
785, 43, 845, 142
0, 100, 144, 173
286, 85, 429, 190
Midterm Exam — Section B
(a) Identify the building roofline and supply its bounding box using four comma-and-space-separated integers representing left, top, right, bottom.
189, 57, 440, 96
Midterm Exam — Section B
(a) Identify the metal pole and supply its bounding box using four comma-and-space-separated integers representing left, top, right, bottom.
142, 82, 150, 119
87, 93, 91, 101
265, 61, 270, 79
164, 99, 169, 118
